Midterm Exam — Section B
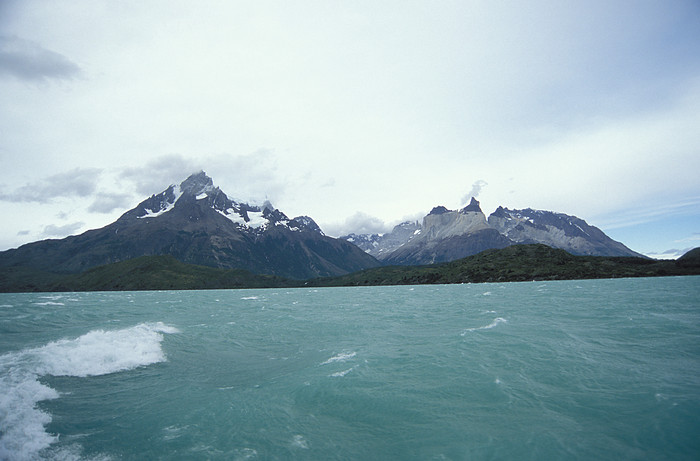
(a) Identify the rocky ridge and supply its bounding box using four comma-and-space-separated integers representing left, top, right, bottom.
342, 198, 643, 265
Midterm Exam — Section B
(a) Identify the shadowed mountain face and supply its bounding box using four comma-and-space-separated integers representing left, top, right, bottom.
0, 172, 380, 279
342, 198, 644, 265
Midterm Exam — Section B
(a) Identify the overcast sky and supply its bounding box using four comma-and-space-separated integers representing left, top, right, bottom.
1, 1, 699, 258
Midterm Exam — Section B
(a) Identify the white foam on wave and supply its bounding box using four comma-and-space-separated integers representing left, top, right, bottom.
291, 434, 309, 449
32, 302, 65, 306
330, 366, 356, 378
240, 296, 259, 300
320, 351, 356, 365
0, 322, 178, 461
460, 318, 507, 335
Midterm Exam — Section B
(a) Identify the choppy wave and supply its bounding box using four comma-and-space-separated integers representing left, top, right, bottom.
320, 351, 356, 365
0, 322, 177, 461
330, 366, 356, 378
460, 317, 507, 335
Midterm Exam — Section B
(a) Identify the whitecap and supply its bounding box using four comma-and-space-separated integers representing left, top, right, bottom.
241, 296, 259, 300
0, 322, 177, 460
320, 351, 356, 365
162, 425, 189, 441
30, 322, 178, 377
330, 367, 356, 378
291, 434, 309, 449
460, 318, 507, 335
32, 301, 65, 306
234, 447, 258, 459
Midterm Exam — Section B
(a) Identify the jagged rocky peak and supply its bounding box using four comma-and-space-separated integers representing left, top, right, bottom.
179, 171, 215, 196
292, 216, 324, 234
429, 206, 450, 215
490, 206, 509, 219
460, 197, 482, 213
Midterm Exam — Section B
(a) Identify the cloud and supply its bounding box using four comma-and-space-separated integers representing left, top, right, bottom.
16, 229, 29, 236
0, 35, 81, 82
323, 211, 389, 237
42, 222, 84, 238
595, 196, 700, 231
88, 192, 133, 214
119, 150, 289, 205
645, 247, 696, 260
119, 154, 203, 195
0, 168, 101, 203
461, 180, 488, 205
674, 233, 700, 244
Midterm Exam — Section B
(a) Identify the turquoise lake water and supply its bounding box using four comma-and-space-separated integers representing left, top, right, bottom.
1, 276, 699, 460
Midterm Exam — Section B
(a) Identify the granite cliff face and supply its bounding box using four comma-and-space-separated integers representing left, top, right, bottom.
342, 198, 643, 265
0, 172, 380, 279
343, 198, 511, 265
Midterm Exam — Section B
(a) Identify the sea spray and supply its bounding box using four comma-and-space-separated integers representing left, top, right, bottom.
0, 322, 177, 460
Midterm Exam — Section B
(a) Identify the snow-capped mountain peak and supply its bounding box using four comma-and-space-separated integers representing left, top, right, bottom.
126, 171, 327, 236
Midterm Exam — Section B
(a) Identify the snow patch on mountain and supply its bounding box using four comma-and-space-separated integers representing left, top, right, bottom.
137, 185, 182, 219
247, 211, 267, 229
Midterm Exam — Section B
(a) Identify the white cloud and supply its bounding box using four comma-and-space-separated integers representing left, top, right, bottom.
461, 180, 488, 206
42, 222, 84, 238
323, 212, 389, 238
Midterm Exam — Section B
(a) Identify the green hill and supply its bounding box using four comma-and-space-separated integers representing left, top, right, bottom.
15, 255, 295, 292
306, 244, 700, 287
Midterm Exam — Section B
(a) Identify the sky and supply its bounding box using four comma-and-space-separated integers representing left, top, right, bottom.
1, 0, 699, 259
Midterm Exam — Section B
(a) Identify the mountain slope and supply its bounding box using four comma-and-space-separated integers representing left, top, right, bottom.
0, 172, 379, 279
487, 207, 644, 257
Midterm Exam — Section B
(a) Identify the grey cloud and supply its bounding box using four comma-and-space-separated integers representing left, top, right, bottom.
120, 154, 203, 195
0, 35, 81, 82
461, 180, 488, 205
120, 150, 288, 205
16, 229, 29, 236
42, 222, 84, 238
88, 192, 133, 213
0, 168, 101, 203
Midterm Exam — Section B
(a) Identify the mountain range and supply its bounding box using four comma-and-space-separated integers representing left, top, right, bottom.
341, 198, 643, 265
0, 172, 645, 287
0, 172, 379, 280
